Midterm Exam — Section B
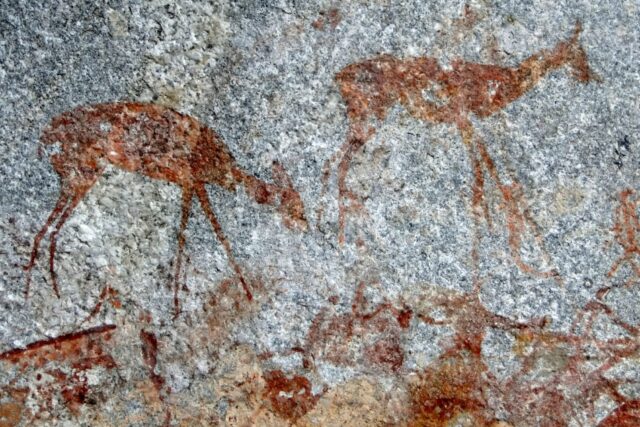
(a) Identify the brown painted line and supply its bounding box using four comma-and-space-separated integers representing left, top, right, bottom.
0, 325, 116, 361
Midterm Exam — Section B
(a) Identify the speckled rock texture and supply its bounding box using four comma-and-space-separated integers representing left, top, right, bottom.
1, 1, 639, 426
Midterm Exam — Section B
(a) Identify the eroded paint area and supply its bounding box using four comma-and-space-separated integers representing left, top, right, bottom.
603, 189, 640, 291
0, 326, 117, 426
4, 236, 640, 425
302, 281, 412, 373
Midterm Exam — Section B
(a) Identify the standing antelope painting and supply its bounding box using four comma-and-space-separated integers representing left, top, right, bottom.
24, 102, 307, 314
326, 22, 599, 280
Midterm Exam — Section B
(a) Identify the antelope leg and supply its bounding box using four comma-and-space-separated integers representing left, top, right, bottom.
172, 186, 194, 318
24, 190, 70, 297
48, 177, 99, 298
194, 183, 252, 300
336, 123, 374, 245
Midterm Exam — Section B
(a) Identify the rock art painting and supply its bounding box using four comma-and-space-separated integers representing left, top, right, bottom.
1, 2, 639, 426
325, 21, 599, 281
605, 189, 640, 287
0, 326, 117, 425
22, 102, 307, 315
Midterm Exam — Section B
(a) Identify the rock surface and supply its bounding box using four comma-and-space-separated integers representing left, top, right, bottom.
1, 1, 639, 425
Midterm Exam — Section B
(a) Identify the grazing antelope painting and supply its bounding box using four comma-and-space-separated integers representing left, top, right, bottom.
326, 22, 600, 280
24, 102, 307, 314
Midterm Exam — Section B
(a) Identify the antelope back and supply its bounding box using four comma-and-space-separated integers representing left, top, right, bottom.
40, 103, 238, 187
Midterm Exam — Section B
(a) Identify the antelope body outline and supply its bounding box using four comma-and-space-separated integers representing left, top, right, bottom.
24, 102, 307, 314
327, 22, 599, 280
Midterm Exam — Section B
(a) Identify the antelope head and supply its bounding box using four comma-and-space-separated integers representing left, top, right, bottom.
566, 21, 602, 83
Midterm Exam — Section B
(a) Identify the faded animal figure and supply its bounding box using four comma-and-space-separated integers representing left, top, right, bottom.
327, 21, 599, 280
24, 102, 307, 314
597, 189, 640, 298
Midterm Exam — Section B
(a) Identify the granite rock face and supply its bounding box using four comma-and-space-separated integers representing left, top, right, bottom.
1, 1, 639, 425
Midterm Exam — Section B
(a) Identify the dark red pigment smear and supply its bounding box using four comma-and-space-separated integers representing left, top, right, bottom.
0, 325, 115, 364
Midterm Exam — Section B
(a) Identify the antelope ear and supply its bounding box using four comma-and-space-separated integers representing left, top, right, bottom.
568, 19, 582, 45
573, 20, 583, 38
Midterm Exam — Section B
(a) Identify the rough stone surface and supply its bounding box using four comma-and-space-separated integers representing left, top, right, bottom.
1, 1, 639, 426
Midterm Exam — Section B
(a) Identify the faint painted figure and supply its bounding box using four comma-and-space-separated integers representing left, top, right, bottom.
0, 325, 117, 423
327, 22, 599, 279
24, 102, 307, 314
597, 188, 640, 298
